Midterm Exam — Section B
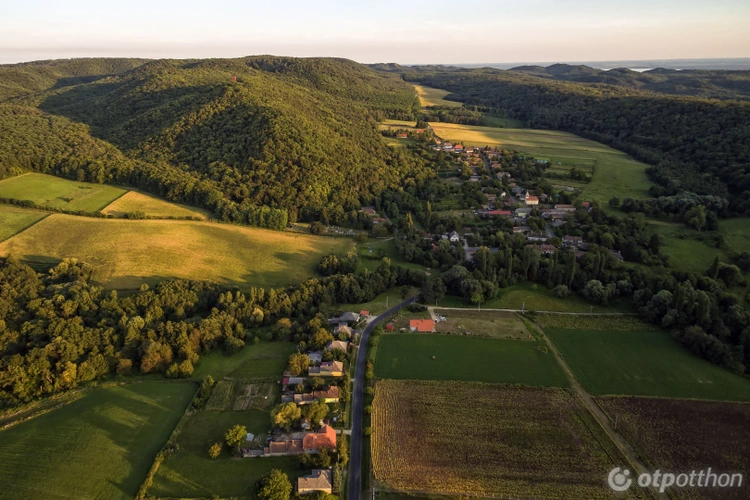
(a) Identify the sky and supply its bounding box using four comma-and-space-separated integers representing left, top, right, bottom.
2, 0, 749, 65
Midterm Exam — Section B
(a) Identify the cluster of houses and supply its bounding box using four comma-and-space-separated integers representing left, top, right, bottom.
360, 206, 387, 225
241, 310, 368, 494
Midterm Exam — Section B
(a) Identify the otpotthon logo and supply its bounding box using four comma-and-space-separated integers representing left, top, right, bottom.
608, 467, 633, 492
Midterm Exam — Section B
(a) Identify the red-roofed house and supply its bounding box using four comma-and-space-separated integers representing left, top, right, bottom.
409, 319, 435, 333
359, 310, 370, 317
524, 191, 539, 206
302, 425, 337, 452
487, 210, 512, 217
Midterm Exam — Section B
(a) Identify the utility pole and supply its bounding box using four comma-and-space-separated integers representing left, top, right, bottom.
522, 302, 525, 314
590, 305, 593, 314
386, 296, 389, 308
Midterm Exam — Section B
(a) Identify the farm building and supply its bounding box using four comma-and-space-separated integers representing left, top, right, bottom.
409, 319, 435, 333
297, 469, 333, 495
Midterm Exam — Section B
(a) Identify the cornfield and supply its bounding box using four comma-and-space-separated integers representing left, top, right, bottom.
371, 380, 643, 499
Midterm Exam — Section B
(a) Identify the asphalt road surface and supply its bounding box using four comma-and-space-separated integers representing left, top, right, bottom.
347, 296, 416, 500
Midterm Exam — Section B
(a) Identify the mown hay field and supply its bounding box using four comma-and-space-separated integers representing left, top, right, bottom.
0, 172, 126, 212
190, 340, 296, 381
433, 309, 531, 339
371, 380, 642, 499
149, 408, 302, 498
0, 382, 195, 500
548, 329, 750, 401
596, 397, 750, 500
414, 85, 462, 108
100, 190, 210, 219
0, 205, 47, 241
0, 214, 354, 290
428, 122, 652, 202
374, 334, 568, 386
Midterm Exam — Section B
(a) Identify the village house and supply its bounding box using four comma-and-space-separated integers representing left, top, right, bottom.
282, 376, 305, 387
554, 204, 576, 212
469, 175, 481, 182
513, 226, 532, 233
609, 249, 624, 261
534, 244, 557, 255
372, 217, 387, 224
409, 319, 435, 333
487, 209, 512, 217
359, 309, 370, 317
449, 231, 460, 243
396, 133, 408, 138
257, 425, 337, 457
327, 340, 349, 352
333, 324, 352, 337
360, 207, 377, 216
307, 351, 323, 364
527, 232, 549, 242
297, 469, 333, 495
286, 386, 341, 405
562, 236, 584, 248
308, 361, 344, 377
515, 208, 533, 218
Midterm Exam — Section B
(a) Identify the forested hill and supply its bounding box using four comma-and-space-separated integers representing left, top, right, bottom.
0, 56, 424, 225
392, 67, 750, 213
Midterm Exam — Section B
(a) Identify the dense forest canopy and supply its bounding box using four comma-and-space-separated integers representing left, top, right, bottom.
375, 64, 750, 214
0, 56, 427, 226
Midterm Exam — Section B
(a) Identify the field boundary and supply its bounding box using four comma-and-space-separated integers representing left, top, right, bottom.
137, 381, 200, 500
0, 211, 49, 244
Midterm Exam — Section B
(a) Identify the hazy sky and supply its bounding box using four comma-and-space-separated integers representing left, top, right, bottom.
2, 0, 749, 64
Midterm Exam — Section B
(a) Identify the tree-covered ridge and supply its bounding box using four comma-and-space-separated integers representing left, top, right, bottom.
0, 56, 427, 223
400, 68, 750, 213
0, 57, 148, 101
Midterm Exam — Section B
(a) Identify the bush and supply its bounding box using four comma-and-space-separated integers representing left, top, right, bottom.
209, 442, 222, 458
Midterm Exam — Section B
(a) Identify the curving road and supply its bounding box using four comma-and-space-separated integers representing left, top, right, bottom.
347, 297, 416, 500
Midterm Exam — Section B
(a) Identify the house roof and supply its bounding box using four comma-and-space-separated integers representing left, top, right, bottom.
487, 210, 512, 216
313, 386, 340, 399
297, 469, 333, 491
302, 425, 337, 450
409, 319, 435, 332
359, 310, 370, 316
322, 360, 344, 372
328, 340, 349, 351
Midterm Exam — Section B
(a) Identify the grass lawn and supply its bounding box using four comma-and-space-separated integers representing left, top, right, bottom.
428, 123, 652, 202
650, 221, 726, 274
0, 215, 354, 291
547, 329, 750, 401
414, 85, 462, 108
0, 173, 126, 212
374, 334, 568, 387
100, 190, 210, 219
0, 382, 195, 500
149, 409, 302, 498
438, 282, 632, 313
356, 238, 428, 273
719, 217, 750, 254
191, 341, 296, 381
0, 205, 47, 241
434, 309, 532, 339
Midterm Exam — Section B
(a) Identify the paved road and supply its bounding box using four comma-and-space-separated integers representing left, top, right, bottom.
347, 297, 416, 500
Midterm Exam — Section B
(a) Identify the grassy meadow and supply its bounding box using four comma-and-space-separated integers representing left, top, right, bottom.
434, 309, 532, 339
0, 205, 47, 241
374, 334, 568, 387
357, 238, 428, 273
0, 215, 354, 290
0, 173, 126, 212
547, 329, 750, 401
190, 340, 296, 381
0, 382, 195, 500
100, 190, 209, 219
414, 85, 462, 108
428, 123, 652, 202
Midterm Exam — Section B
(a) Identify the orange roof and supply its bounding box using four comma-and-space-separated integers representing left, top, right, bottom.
526, 196, 539, 202
303, 425, 337, 451
409, 319, 434, 332
359, 310, 370, 316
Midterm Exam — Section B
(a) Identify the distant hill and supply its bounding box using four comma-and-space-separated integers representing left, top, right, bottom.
0, 56, 426, 226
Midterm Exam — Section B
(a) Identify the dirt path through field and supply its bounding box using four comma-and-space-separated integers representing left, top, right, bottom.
541, 327, 665, 499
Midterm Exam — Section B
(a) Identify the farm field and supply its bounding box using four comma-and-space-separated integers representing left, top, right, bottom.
0, 173, 126, 212
374, 334, 568, 386
149, 409, 301, 498
439, 282, 633, 313
190, 340, 296, 381
535, 313, 657, 332
414, 85, 462, 108
596, 397, 750, 500
100, 190, 209, 219
0, 205, 47, 241
0, 382, 195, 500
433, 309, 532, 339
547, 329, 750, 401
371, 380, 640, 499
428, 123, 652, 202
0, 215, 354, 290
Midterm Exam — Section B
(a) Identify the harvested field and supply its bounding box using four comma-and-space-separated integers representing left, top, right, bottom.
596, 397, 750, 500
0, 215, 353, 290
371, 380, 641, 499
536, 313, 656, 331
100, 190, 209, 219
414, 85, 462, 108
434, 309, 531, 339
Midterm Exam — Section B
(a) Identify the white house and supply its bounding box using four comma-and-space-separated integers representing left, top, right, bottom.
449, 231, 460, 243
